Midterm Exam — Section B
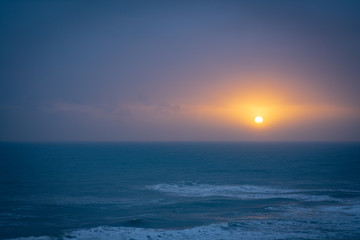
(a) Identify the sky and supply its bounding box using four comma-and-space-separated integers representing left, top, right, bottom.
1, 0, 360, 142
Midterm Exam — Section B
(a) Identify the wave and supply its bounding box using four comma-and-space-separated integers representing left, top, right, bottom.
145, 182, 338, 201
7, 193, 360, 240
8, 217, 360, 240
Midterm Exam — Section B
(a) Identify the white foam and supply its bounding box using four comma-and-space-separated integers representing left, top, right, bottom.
146, 183, 336, 201
8, 217, 360, 240
7, 200, 360, 240
1, 224, 323, 240
63, 224, 320, 240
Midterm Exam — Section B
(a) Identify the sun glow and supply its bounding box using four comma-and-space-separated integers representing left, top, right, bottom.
254, 116, 263, 124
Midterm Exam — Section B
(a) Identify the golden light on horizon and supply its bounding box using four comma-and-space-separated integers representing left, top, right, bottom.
132, 71, 358, 134
254, 116, 263, 124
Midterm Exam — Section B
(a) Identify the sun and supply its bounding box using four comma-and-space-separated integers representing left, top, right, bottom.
254, 116, 263, 124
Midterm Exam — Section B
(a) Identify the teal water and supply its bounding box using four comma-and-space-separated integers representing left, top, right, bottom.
0, 142, 359, 239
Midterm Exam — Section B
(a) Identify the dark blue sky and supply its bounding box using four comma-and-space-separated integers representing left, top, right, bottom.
1, 0, 360, 141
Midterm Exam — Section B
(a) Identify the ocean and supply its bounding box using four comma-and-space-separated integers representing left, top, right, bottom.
0, 142, 359, 240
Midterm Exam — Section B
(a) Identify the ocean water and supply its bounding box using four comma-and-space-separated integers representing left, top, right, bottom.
0, 142, 359, 240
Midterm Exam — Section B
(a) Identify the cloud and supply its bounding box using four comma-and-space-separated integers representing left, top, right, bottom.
45, 102, 131, 121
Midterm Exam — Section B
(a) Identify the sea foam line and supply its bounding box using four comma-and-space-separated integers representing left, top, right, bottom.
8, 218, 360, 240
145, 182, 338, 201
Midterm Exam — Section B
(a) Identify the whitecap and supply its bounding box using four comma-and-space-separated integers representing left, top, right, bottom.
7, 219, 359, 240
146, 182, 337, 202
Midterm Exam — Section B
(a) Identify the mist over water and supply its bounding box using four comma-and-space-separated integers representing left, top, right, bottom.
0, 142, 359, 239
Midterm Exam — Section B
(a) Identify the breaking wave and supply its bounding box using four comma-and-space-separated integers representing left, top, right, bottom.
146, 182, 338, 201
8, 216, 360, 240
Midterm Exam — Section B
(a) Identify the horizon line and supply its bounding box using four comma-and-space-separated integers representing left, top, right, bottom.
1, 140, 359, 144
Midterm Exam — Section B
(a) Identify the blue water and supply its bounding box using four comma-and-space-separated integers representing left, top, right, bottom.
0, 142, 359, 239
